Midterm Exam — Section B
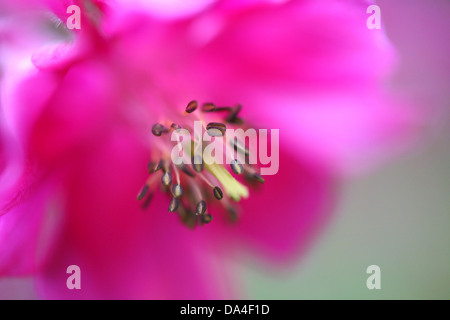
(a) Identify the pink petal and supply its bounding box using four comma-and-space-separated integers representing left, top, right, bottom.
185, 0, 420, 173
112, 0, 216, 19
193, 0, 394, 86
238, 89, 422, 175
0, 176, 62, 276
12, 59, 120, 166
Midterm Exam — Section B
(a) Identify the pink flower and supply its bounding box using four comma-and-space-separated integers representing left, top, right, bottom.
0, 0, 417, 299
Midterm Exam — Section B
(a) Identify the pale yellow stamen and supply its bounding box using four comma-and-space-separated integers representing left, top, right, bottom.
204, 153, 249, 201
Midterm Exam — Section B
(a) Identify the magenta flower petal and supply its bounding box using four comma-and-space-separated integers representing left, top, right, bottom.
239, 91, 421, 174
0, 137, 4, 176
0, 0, 421, 299
12, 60, 121, 166
183, 0, 418, 173
0, 177, 61, 276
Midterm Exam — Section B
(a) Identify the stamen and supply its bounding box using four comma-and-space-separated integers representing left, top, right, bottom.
197, 172, 223, 200
213, 186, 223, 200
185, 100, 198, 114
152, 123, 168, 136
148, 160, 163, 173
171, 123, 181, 130
206, 122, 226, 137
201, 102, 216, 112
230, 159, 243, 175
214, 106, 232, 112
202, 214, 213, 224
169, 197, 179, 212
231, 138, 250, 156
253, 173, 265, 183
141, 191, 154, 209
192, 155, 204, 172
136, 185, 149, 200
147, 161, 154, 173
243, 164, 265, 184
161, 171, 172, 186
195, 200, 206, 215
179, 164, 195, 177
172, 163, 181, 185
204, 157, 249, 201
225, 104, 242, 123
172, 184, 183, 198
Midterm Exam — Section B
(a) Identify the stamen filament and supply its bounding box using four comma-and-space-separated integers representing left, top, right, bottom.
172, 163, 180, 185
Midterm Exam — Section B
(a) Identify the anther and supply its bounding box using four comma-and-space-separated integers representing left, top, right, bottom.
136, 185, 149, 200
152, 123, 167, 136
171, 123, 181, 130
192, 155, 204, 172
213, 186, 223, 200
148, 160, 163, 173
230, 159, 243, 175
161, 171, 172, 186
179, 164, 195, 177
185, 100, 198, 113
169, 197, 179, 212
195, 200, 207, 215
202, 214, 213, 224
226, 104, 242, 123
172, 184, 183, 198
201, 102, 216, 112
141, 192, 154, 209
232, 138, 249, 156
214, 106, 232, 112
253, 173, 265, 183
206, 122, 226, 137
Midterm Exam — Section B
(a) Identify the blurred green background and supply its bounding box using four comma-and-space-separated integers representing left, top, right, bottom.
241, 137, 450, 299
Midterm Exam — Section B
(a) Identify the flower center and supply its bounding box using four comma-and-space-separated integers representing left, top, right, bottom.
137, 101, 265, 228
